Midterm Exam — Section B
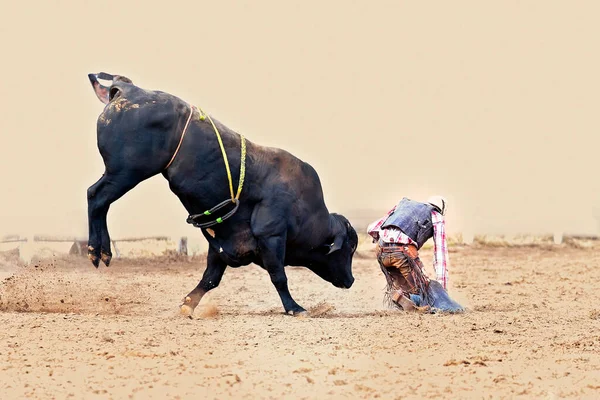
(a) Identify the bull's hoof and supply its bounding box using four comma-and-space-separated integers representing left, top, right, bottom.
293, 310, 309, 318
88, 252, 100, 268
286, 308, 307, 317
180, 296, 196, 318
101, 252, 112, 267
180, 304, 195, 319
88, 246, 100, 268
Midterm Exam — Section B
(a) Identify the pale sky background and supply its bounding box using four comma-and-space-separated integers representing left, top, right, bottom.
1, 1, 599, 240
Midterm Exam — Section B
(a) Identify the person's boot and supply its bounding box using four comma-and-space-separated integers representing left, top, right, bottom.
392, 291, 419, 312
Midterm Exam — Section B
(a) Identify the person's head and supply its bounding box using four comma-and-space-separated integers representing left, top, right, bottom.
426, 195, 447, 216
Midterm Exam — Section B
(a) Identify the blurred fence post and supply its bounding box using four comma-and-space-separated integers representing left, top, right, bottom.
553, 232, 563, 245
178, 237, 188, 256
19, 234, 34, 265
70, 240, 82, 256
69, 240, 88, 256
112, 240, 121, 258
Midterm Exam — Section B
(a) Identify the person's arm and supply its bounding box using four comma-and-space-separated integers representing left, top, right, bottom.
366, 218, 383, 242
432, 212, 449, 289
366, 207, 396, 242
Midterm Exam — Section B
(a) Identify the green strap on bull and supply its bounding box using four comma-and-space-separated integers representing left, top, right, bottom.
186, 107, 247, 229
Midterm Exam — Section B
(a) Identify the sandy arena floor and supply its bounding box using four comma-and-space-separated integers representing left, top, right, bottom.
1, 243, 600, 399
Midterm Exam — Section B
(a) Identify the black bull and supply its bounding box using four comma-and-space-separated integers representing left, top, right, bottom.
86, 73, 358, 316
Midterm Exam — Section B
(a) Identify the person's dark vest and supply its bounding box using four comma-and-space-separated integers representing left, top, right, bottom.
381, 197, 435, 249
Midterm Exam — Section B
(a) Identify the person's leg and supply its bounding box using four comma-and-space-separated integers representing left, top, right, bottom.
377, 247, 428, 312
426, 280, 465, 313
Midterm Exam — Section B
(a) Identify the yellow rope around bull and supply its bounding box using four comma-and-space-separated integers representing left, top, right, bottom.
197, 106, 246, 202
166, 104, 246, 228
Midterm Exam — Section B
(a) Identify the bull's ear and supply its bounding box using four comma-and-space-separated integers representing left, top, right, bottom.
88, 73, 113, 104
326, 233, 345, 255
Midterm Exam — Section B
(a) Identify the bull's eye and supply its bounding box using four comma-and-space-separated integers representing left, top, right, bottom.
109, 87, 120, 101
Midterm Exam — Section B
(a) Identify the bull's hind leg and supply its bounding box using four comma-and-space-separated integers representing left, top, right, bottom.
87, 173, 141, 267
180, 246, 227, 317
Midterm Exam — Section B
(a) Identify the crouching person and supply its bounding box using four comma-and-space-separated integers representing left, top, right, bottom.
367, 196, 464, 313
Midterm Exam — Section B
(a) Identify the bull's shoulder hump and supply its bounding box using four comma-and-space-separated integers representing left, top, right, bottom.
250, 144, 298, 164
251, 145, 322, 184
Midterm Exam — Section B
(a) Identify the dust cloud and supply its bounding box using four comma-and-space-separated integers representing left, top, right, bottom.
1, 1, 599, 240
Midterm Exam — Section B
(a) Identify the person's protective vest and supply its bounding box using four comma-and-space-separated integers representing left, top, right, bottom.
381, 197, 435, 249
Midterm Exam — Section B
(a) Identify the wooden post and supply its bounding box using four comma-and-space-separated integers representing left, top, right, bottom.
178, 236, 188, 256
19, 235, 34, 265
69, 240, 81, 256
112, 240, 121, 258
69, 240, 88, 257
553, 232, 563, 245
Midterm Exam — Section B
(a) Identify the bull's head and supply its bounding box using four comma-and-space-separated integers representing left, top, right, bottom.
308, 214, 357, 289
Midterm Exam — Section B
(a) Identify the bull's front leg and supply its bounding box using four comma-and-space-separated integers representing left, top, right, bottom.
180, 246, 227, 317
259, 235, 306, 316
87, 173, 140, 267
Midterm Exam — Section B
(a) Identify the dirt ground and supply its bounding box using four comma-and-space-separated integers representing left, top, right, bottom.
1, 243, 600, 399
